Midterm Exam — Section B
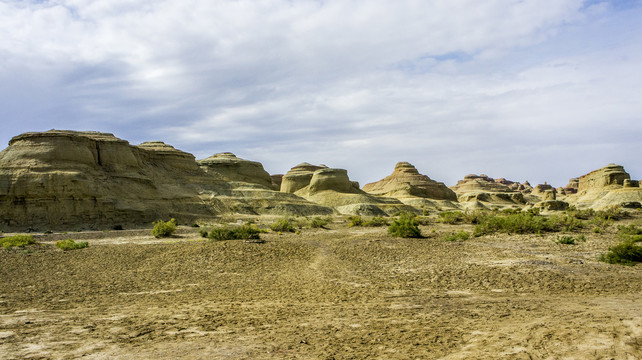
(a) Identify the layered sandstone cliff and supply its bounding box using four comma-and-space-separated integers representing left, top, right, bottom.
281, 163, 413, 215
564, 164, 641, 209
0, 131, 330, 231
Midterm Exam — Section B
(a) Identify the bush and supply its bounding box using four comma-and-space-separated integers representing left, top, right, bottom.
473, 213, 557, 237
1, 235, 36, 249
594, 206, 629, 221
388, 213, 422, 238
309, 216, 331, 229
599, 241, 642, 265
152, 218, 177, 238
56, 239, 88, 251
347, 215, 364, 227
617, 224, 642, 235
207, 224, 261, 241
556, 235, 585, 245
198, 229, 209, 238
348, 216, 389, 227
552, 214, 584, 232
270, 218, 296, 232
443, 230, 470, 242
437, 211, 464, 224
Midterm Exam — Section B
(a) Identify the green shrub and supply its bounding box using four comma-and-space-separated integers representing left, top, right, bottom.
363, 216, 390, 227
152, 218, 177, 238
594, 206, 629, 221
270, 218, 296, 232
437, 211, 464, 224
443, 230, 470, 242
347, 215, 364, 227
557, 235, 576, 245
388, 213, 422, 238
473, 213, 557, 237
617, 224, 642, 235
1, 235, 36, 249
599, 241, 642, 265
55, 239, 88, 251
593, 226, 604, 234
198, 229, 209, 238
347, 216, 389, 227
554, 214, 584, 232
309, 216, 331, 229
208, 224, 261, 241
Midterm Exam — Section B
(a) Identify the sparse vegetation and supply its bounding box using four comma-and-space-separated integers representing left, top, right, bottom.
443, 230, 470, 242
599, 224, 642, 265
309, 216, 331, 229
347, 215, 389, 227
151, 218, 177, 238
55, 239, 88, 251
207, 224, 262, 241
388, 213, 422, 238
1, 234, 36, 249
437, 211, 464, 224
473, 212, 558, 237
270, 218, 296, 232
599, 241, 642, 265
556, 234, 585, 245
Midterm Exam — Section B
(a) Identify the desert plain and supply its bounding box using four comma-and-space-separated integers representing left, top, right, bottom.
1, 213, 641, 360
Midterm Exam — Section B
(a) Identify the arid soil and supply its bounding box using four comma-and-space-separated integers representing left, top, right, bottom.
1, 216, 641, 359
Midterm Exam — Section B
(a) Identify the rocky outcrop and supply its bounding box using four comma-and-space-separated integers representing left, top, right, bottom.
577, 164, 630, 192
198, 152, 277, 190
0, 130, 331, 231
281, 163, 414, 215
450, 173, 532, 209
0, 130, 214, 230
564, 164, 641, 209
280, 163, 327, 193
363, 162, 457, 201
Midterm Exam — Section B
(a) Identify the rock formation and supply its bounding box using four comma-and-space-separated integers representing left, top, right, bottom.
281, 163, 413, 215
362, 162, 458, 210
450, 174, 530, 209
198, 152, 277, 190
564, 164, 642, 209
363, 162, 456, 200
0, 130, 214, 230
0, 130, 331, 231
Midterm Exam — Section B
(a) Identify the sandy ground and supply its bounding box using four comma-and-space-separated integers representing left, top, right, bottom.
1, 217, 641, 359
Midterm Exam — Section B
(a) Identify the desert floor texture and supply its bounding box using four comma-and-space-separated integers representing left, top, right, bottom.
1, 217, 641, 359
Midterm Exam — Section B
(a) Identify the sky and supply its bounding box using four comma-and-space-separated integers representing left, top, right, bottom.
1, 0, 641, 187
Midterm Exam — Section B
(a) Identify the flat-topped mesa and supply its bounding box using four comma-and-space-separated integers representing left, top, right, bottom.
362, 162, 457, 201
197, 152, 276, 189
564, 164, 641, 210
577, 164, 631, 192
137, 141, 200, 172
280, 163, 328, 193
4, 130, 140, 170
0, 130, 215, 230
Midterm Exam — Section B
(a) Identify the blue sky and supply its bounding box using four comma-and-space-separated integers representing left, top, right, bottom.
1, 0, 641, 187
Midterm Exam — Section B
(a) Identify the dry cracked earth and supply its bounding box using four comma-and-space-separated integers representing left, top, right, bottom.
1, 216, 641, 359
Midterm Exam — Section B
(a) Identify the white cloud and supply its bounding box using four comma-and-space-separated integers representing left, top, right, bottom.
0, 0, 641, 187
